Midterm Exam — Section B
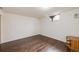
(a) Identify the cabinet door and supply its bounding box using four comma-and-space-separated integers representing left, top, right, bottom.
71, 38, 79, 51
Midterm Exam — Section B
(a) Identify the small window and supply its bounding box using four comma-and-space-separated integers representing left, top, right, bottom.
53, 14, 60, 21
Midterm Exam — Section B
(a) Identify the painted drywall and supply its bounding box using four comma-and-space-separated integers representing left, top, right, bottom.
0, 15, 1, 43
1, 8, 79, 43
41, 9, 79, 42
0, 9, 3, 44
1, 12, 40, 43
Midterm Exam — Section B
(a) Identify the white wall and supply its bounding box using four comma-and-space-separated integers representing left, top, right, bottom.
1, 12, 40, 43
1, 8, 79, 43
0, 9, 3, 44
41, 9, 79, 42
0, 15, 1, 43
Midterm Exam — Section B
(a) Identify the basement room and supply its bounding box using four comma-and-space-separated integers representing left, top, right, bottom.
0, 7, 79, 52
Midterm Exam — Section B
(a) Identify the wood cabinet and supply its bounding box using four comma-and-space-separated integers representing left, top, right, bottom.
66, 36, 79, 52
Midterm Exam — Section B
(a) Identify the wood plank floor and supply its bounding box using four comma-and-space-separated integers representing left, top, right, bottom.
0, 35, 67, 52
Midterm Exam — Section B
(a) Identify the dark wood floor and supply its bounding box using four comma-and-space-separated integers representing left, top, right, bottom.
0, 35, 67, 52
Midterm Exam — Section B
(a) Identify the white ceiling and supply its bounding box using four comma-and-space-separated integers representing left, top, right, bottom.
3, 7, 79, 18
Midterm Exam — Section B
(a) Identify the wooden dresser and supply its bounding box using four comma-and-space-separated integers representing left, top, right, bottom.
66, 36, 79, 52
